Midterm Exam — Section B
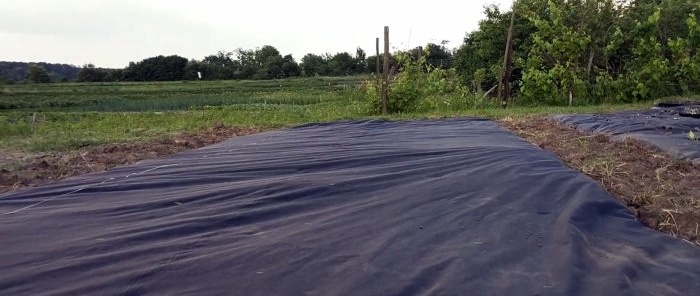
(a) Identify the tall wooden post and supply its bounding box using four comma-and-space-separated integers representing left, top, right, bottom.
382, 26, 389, 115
499, 4, 516, 109
375, 38, 380, 75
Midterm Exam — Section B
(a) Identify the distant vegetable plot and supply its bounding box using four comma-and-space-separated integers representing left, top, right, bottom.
0, 78, 370, 151
0, 77, 367, 111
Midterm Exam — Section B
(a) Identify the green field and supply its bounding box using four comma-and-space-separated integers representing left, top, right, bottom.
0, 77, 657, 152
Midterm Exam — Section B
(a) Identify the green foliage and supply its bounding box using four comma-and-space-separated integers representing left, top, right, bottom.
519, 0, 590, 105
0, 61, 80, 82
668, 13, 700, 94
454, 0, 700, 105
0, 77, 369, 111
26, 64, 51, 83
77, 64, 109, 82
626, 9, 671, 100
327, 52, 355, 76
471, 68, 487, 92
300, 51, 371, 77
0, 79, 656, 152
455, 4, 536, 93
196, 50, 239, 80
365, 51, 477, 114
423, 43, 454, 69
122, 55, 189, 81
253, 45, 284, 79
355, 48, 367, 73
301, 54, 326, 76
0, 116, 32, 138
282, 55, 301, 77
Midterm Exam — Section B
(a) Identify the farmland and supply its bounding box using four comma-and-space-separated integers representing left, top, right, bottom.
0, 77, 370, 151
2, 0, 699, 293
1, 76, 700, 296
0, 77, 655, 152
2, 77, 698, 246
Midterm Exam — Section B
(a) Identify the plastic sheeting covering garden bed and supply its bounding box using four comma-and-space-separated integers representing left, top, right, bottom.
1, 119, 699, 296
552, 103, 700, 163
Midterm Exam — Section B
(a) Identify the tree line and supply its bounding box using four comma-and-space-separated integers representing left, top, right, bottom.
0, 62, 79, 83
454, 0, 700, 104
85, 44, 451, 82
6, 0, 696, 107
0, 43, 454, 84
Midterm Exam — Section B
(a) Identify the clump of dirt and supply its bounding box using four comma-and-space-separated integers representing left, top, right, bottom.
0, 123, 261, 194
500, 116, 700, 246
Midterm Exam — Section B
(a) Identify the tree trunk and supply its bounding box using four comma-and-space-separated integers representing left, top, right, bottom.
499, 8, 517, 109
569, 91, 573, 106
586, 47, 595, 79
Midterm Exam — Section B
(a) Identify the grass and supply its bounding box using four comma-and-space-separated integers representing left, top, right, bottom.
0, 77, 366, 111
0, 77, 669, 152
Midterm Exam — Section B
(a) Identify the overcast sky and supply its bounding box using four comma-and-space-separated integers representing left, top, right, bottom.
1, 0, 513, 68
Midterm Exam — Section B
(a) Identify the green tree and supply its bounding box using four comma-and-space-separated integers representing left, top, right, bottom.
77, 64, 108, 82
281, 55, 301, 77
203, 50, 237, 68
454, 4, 536, 92
425, 43, 453, 69
252, 45, 284, 79
519, 0, 591, 105
301, 53, 326, 76
185, 60, 220, 80
202, 50, 239, 79
121, 55, 188, 81
365, 54, 397, 75
105, 69, 123, 82
235, 48, 257, 79
355, 47, 367, 73
328, 52, 355, 76
26, 64, 51, 83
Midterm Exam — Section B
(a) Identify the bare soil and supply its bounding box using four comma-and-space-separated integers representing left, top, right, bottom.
0, 123, 261, 194
500, 116, 700, 245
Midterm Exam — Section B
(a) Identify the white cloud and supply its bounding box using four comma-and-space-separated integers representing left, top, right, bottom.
0, 0, 514, 68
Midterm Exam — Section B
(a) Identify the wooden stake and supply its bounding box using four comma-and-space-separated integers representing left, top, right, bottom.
498, 4, 516, 109
382, 26, 389, 115
375, 38, 380, 76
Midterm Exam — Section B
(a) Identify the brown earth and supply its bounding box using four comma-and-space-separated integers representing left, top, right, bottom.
500, 116, 700, 246
0, 123, 261, 194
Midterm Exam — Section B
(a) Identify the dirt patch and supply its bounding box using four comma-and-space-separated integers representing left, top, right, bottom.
0, 123, 262, 194
501, 116, 700, 246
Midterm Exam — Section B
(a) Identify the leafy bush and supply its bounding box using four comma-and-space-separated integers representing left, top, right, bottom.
516, 0, 700, 105
364, 51, 477, 114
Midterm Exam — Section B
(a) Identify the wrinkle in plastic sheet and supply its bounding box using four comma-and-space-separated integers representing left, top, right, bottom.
1, 119, 699, 296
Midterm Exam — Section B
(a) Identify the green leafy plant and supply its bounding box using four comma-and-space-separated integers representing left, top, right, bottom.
519, 0, 590, 105
365, 49, 475, 114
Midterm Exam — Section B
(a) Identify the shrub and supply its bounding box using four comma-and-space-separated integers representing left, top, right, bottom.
364, 51, 474, 114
